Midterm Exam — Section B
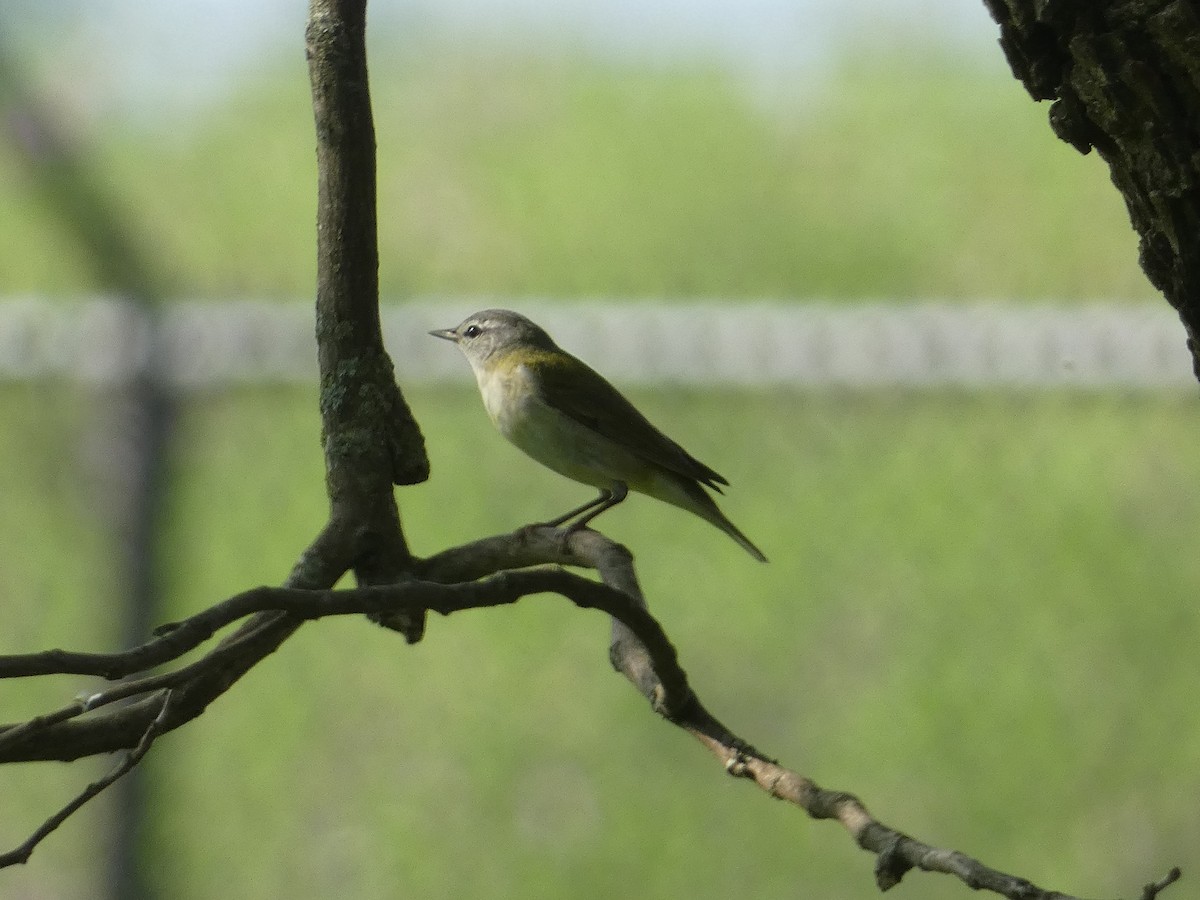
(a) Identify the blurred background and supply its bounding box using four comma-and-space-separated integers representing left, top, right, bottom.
1, 2, 1196, 899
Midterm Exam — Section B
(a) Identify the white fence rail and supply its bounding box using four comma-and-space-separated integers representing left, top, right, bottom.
0, 298, 1193, 390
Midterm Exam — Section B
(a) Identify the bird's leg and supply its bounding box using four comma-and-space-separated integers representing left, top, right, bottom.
527, 484, 628, 551
517, 491, 611, 547
543, 489, 612, 528
559, 481, 629, 532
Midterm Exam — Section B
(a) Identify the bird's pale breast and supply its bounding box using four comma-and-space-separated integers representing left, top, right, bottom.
477, 361, 651, 492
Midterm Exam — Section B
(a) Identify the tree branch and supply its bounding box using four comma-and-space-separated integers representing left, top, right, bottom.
0, 530, 688, 760
0, 525, 1180, 897
0, 690, 176, 869
982, 0, 1200, 380
0, 2, 1184, 896
1, 524, 1182, 898
0, 0, 423, 854
306, 0, 428, 642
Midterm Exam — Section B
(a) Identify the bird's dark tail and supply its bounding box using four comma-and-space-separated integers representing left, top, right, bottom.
667, 477, 768, 562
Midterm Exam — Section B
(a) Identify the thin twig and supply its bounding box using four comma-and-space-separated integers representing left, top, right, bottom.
547, 529, 1182, 900
0, 550, 679, 691
0, 551, 685, 759
1142, 869, 1182, 900
0, 699, 89, 755
0, 690, 176, 869
0, 614, 290, 755
0, 525, 1182, 899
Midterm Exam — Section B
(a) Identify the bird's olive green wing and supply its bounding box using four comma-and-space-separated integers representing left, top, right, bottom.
532, 350, 729, 490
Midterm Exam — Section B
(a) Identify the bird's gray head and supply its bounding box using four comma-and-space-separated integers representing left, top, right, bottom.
429, 309, 558, 369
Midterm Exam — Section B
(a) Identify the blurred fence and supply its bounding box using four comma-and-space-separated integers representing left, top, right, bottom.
0, 298, 1193, 389
4, 295, 1198, 900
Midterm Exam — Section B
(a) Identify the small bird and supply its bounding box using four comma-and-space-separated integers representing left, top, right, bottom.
430, 309, 766, 561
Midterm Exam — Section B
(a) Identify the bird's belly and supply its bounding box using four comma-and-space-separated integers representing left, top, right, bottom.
496, 393, 646, 491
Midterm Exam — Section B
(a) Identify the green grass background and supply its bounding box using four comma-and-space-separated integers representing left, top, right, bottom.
0, 45, 1155, 302
1, 35, 1196, 900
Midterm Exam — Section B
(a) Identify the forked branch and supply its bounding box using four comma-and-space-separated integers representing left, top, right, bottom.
0, 526, 1183, 899
0, 1, 1185, 897
0, 690, 177, 869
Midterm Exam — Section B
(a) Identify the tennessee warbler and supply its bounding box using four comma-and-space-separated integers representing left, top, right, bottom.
431, 309, 766, 562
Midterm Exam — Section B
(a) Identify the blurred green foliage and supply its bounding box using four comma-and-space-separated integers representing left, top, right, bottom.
0, 44, 1155, 300
0, 38, 1192, 900
3, 385, 1197, 899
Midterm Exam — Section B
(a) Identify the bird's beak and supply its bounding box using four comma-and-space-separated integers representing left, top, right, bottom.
429, 328, 459, 342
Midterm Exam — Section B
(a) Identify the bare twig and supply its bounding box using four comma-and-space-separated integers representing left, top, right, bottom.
0, 0, 1185, 894
1142, 869, 1182, 900
0, 0, 421, 767
0, 599, 315, 765
0, 614, 292, 755
0, 605, 267, 679
426, 526, 1185, 900
0, 690, 176, 869
2, 519, 1185, 895
0, 536, 685, 759
0, 529, 1183, 897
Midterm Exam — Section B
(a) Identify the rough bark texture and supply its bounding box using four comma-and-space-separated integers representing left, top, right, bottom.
0, 0, 431, 762
983, 0, 1200, 379
307, 0, 429, 495
306, 0, 429, 640
1, 4, 1190, 894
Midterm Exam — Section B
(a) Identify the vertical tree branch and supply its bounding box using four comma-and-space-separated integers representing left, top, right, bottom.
306, 0, 430, 640
306, 0, 429, 498
0, 0, 431, 762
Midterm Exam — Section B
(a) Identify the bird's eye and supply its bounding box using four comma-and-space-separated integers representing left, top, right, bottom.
463, 324, 482, 338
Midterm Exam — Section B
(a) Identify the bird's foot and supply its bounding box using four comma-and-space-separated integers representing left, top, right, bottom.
515, 520, 590, 557
517, 520, 568, 543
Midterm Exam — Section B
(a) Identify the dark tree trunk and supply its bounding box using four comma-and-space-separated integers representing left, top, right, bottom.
983, 0, 1200, 380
